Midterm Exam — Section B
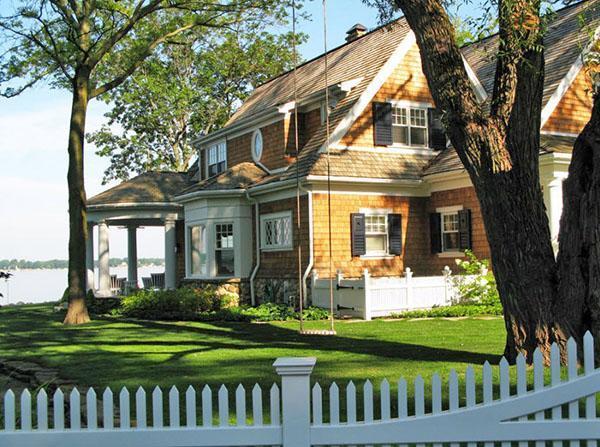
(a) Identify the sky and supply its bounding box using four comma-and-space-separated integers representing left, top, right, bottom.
0, 0, 481, 261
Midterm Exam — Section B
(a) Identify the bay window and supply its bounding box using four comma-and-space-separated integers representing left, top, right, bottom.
215, 223, 234, 276
189, 225, 206, 275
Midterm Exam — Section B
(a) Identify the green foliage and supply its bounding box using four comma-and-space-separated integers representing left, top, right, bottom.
452, 250, 500, 306
119, 286, 226, 320
89, 24, 306, 183
391, 251, 501, 320
0, 271, 11, 298
117, 288, 328, 322
199, 304, 330, 322
390, 303, 503, 319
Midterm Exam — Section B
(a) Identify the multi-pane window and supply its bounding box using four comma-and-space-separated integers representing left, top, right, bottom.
207, 141, 227, 177
189, 225, 206, 275
261, 212, 292, 250
365, 214, 388, 255
441, 212, 459, 252
215, 223, 234, 276
392, 106, 428, 147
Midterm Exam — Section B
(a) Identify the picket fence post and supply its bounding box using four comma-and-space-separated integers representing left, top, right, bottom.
442, 266, 452, 304
404, 267, 413, 304
273, 357, 317, 447
363, 269, 372, 321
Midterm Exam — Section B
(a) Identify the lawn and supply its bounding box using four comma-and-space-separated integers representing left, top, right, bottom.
0, 304, 507, 397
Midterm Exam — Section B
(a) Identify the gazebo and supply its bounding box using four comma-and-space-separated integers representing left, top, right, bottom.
86, 171, 193, 296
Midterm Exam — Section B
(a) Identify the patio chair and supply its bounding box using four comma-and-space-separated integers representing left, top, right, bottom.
142, 277, 153, 289
151, 273, 165, 290
110, 275, 125, 295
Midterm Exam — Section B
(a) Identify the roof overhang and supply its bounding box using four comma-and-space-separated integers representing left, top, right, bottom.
540, 23, 600, 128
193, 77, 365, 148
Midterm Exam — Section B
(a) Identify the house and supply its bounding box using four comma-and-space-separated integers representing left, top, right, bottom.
87, 0, 598, 305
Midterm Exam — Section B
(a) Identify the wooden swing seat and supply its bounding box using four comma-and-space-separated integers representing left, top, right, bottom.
298, 329, 337, 336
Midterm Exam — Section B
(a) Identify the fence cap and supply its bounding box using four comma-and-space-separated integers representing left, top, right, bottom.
273, 357, 317, 376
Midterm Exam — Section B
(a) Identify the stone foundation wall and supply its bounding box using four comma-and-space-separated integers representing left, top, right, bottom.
181, 278, 251, 306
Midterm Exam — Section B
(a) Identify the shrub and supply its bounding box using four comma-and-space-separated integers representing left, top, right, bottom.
390, 303, 503, 319
452, 250, 500, 306
120, 286, 223, 320
194, 304, 330, 322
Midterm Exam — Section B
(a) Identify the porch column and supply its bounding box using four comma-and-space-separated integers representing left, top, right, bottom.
543, 176, 564, 251
164, 218, 177, 289
97, 220, 111, 296
86, 222, 95, 292
127, 225, 138, 287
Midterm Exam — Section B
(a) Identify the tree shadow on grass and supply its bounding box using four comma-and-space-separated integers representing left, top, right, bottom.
0, 305, 503, 389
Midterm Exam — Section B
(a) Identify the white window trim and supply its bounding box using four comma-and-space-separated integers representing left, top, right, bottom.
440, 210, 460, 253
186, 224, 207, 278
436, 205, 463, 214
260, 211, 293, 251
205, 139, 227, 178
359, 209, 392, 258
390, 102, 429, 149
251, 129, 263, 163
215, 221, 235, 277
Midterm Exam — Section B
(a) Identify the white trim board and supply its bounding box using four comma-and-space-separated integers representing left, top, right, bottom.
462, 56, 488, 102
319, 31, 417, 153
540, 23, 600, 129
540, 56, 584, 128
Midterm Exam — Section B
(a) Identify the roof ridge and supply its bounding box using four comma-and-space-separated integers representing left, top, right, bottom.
253, 17, 407, 91
459, 0, 595, 49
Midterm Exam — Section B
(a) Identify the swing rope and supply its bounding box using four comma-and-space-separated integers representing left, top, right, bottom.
294, 0, 336, 336
291, 0, 304, 333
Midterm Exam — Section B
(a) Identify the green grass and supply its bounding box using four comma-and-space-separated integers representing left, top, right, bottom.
0, 304, 507, 394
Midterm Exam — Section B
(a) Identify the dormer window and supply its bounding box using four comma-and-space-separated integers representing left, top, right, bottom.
251, 129, 263, 162
207, 141, 226, 177
392, 105, 427, 147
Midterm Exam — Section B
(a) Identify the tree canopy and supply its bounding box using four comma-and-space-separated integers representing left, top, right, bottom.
89, 24, 306, 183
0, 0, 301, 324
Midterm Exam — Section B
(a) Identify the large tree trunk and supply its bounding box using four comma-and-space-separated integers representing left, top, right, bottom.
394, 0, 556, 361
63, 71, 91, 325
555, 91, 600, 355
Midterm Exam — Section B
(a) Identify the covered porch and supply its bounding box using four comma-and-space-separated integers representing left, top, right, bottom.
86, 171, 193, 297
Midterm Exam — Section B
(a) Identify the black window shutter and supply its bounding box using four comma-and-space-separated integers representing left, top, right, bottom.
373, 102, 393, 146
458, 209, 472, 250
387, 214, 403, 255
428, 108, 446, 151
430, 213, 442, 254
351, 213, 366, 257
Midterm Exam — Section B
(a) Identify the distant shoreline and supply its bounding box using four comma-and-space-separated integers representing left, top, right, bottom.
0, 259, 165, 270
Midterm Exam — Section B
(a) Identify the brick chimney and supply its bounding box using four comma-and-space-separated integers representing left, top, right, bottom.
345, 23, 368, 42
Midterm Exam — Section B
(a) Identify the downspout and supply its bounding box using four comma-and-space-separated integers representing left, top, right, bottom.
299, 186, 314, 305
245, 190, 259, 306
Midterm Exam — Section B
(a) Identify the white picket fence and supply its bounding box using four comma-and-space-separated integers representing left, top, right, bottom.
312, 267, 458, 320
2, 333, 600, 447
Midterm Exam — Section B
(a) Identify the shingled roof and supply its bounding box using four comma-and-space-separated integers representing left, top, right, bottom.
422, 134, 578, 177
179, 162, 270, 195
225, 19, 412, 128
87, 172, 193, 207
462, 0, 599, 108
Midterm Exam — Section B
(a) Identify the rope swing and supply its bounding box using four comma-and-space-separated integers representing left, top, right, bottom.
294, 0, 336, 336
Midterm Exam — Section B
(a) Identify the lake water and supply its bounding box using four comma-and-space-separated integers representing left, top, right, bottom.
0, 266, 165, 304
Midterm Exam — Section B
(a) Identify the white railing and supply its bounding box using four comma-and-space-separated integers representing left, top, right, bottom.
312, 267, 458, 320
2, 333, 600, 447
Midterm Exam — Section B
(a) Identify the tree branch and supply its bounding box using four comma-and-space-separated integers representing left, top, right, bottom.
90, 22, 196, 98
